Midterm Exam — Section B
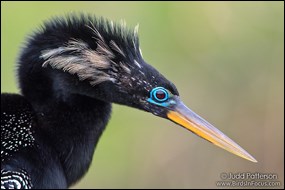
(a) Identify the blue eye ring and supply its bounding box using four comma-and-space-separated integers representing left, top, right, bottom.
149, 87, 169, 102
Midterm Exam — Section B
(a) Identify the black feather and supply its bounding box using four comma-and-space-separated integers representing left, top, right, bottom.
2, 14, 178, 188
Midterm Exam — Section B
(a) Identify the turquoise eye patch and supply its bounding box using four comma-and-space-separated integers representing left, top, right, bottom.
147, 87, 175, 107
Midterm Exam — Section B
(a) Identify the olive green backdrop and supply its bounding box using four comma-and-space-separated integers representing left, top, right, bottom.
1, 1, 284, 189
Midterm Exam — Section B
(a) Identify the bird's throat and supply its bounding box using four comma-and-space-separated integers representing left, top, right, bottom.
32, 94, 112, 186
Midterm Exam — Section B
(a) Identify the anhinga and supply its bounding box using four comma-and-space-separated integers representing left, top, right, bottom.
1, 14, 257, 189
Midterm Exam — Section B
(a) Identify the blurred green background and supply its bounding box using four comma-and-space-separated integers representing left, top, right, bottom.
1, 1, 284, 189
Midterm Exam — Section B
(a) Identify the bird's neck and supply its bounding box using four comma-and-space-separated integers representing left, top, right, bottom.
18, 47, 113, 185
28, 85, 112, 186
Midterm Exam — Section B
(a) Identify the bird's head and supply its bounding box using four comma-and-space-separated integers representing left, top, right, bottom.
20, 14, 256, 162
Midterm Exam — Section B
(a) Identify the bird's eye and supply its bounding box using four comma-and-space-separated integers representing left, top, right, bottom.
149, 87, 169, 103
147, 87, 175, 107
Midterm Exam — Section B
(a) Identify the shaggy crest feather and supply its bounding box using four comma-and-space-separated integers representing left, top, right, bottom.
40, 14, 141, 86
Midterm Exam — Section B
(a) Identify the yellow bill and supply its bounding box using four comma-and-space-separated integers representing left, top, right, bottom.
167, 97, 257, 162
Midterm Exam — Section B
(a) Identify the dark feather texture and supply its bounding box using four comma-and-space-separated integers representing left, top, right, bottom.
2, 14, 178, 188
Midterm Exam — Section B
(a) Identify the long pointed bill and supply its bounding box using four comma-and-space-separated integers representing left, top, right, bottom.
167, 97, 257, 162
